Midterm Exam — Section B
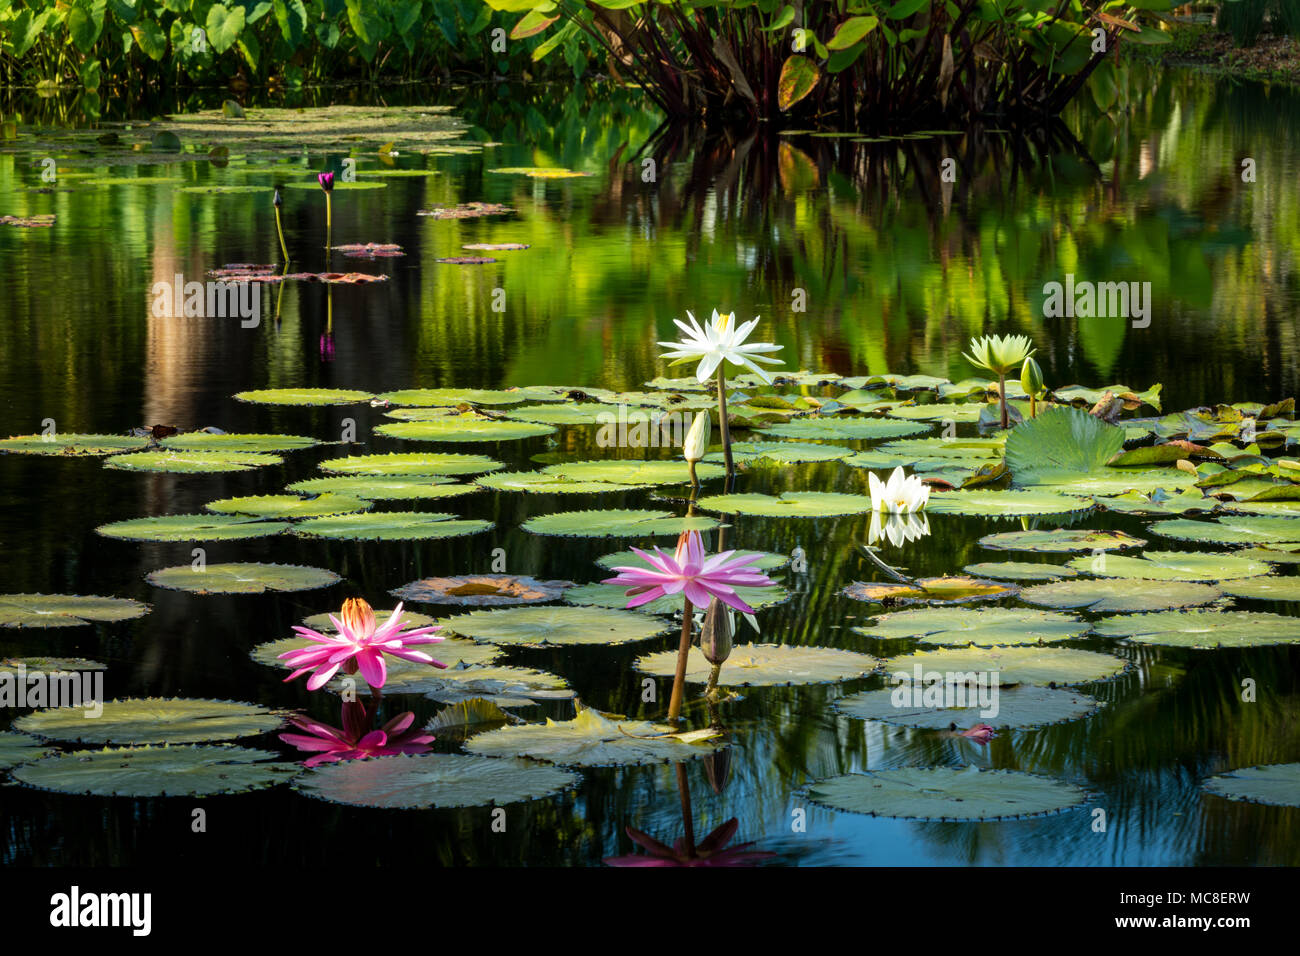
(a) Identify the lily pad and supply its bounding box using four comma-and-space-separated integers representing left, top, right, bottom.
1019, 579, 1221, 613
702, 441, 854, 465
0, 433, 148, 456
1204, 764, 1300, 807
1092, 609, 1300, 647
756, 418, 929, 441
0, 594, 150, 628
205, 493, 372, 519
286, 475, 474, 501
0, 732, 54, 770
443, 605, 670, 648
233, 388, 374, 406
880, 645, 1126, 686
1098, 489, 1216, 516
1220, 577, 1300, 601
417, 202, 514, 219
318, 452, 502, 476
146, 563, 339, 594
12, 745, 297, 797
1235, 545, 1300, 565
375, 416, 556, 443
392, 575, 573, 606
521, 509, 720, 538
634, 643, 878, 686
843, 577, 1017, 606
292, 513, 492, 541
695, 492, 873, 517
464, 707, 722, 767
376, 387, 562, 407
13, 698, 285, 744
544, 460, 725, 486
160, 432, 320, 453
1006, 406, 1126, 481
926, 490, 1095, 518
978, 529, 1147, 553
475, 471, 638, 494
489, 166, 591, 179
857, 607, 1088, 646
283, 180, 387, 190
835, 685, 1100, 729
353, 665, 573, 708
1065, 550, 1272, 581
501, 403, 630, 425
103, 451, 283, 473
806, 768, 1087, 820
1148, 516, 1300, 546
300, 610, 439, 632
962, 561, 1080, 581
97, 514, 288, 542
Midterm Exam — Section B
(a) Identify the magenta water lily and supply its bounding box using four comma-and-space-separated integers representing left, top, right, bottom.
603, 530, 775, 614
279, 701, 434, 766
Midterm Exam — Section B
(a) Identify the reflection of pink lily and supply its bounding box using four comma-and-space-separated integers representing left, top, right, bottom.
604, 819, 774, 867
959, 723, 997, 744
319, 331, 335, 361
280, 701, 434, 767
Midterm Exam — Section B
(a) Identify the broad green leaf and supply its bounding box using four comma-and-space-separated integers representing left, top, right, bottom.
978, 529, 1146, 552
1019, 579, 1220, 613
836, 685, 1099, 729
13, 745, 296, 797
1092, 609, 1300, 648
205, 493, 371, 519
0, 433, 148, 456
1065, 550, 1271, 581
881, 645, 1126, 686
522, 509, 720, 537
146, 563, 339, 594
103, 451, 283, 473
14, 698, 284, 744
295, 753, 578, 808
635, 643, 878, 686
807, 768, 1087, 820
0, 594, 150, 629
1204, 763, 1300, 808
319, 452, 503, 476
696, 491, 873, 517
97, 514, 288, 542
857, 607, 1087, 646
445, 605, 671, 648
778, 55, 820, 111
292, 513, 492, 541
234, 387, 374, 405
465, 706, 723, 766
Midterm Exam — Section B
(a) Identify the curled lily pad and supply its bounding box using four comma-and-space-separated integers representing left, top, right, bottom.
205, 493, 372, 519
103, 451, 283, 473
292, 513, 493, 541
806, 768, 1087, 820
927, 490, 1095, 518
634, 643, 878, 686
146, 563, 339, 594
0, 732, 54, 770
962, 561, 1080, 581
756, 417, 929, 441
1220, 577, 1300, 601
0, 594, 150, 628
566, 581, 788, 615
1148, 516, 1300, 546
1064, 550, 1271, 581
294, 753, 578, 809
464, 707, 722, 767
444, 605, 670, 648
12, 745, 297, 797
1019, 579, 1221, 613
978, 529, 1146, 553
1091, 609, 1300, 648
695, 492, 873, 517
160, 432, 320, 453
0, 433, 148, 456
391, 575, 573, 606
835, 685, 1100, 729
377, 387, 562, 407
881, 646, 1126, 686
13, 698, 285, 744
286, 475, 475, 501
844, 577, 1017, 606
98, 514, 288, 542
856, 607, 1087, 646
702, 441, 853, 465
375, 415, 555, 443
1203, 764, 1300, 807
233, 388, 374, 406
543, 460, 725, 486
522, 509, 720, 538
319, 452, 502, 476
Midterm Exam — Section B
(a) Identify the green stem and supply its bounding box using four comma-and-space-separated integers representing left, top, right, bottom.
324, 192, 332, 254
716, 369, 734, 477
998, 372, 1009, 429
274, 206, 289, 264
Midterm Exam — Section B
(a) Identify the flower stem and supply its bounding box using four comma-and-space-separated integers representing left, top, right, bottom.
716, 369, 734, 477
274, 206, 289, 264
324, 192, 332, 253
667, 598, 694, 722
687, 459, 698, 494
998, 372, 1009, 429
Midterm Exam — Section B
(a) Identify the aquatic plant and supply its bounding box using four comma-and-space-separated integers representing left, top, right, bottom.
272, 188, 288, 263
1021, 356, 1045, 419
280, 703, 434, 767
962, 334, 1036, 429
868, 466, 930, 514
683, 409, 710, 489
279, 598, 445, 691
317, 171, 334, 251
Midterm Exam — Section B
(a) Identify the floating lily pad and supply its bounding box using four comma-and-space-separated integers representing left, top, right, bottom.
205, 493, 372, 519
1203, 764, 1300, 808
1, 656, 105, 671
844, 576, 1017, 606
319, 452, 502, 476
160, 432, 320, 453
283, 179, 387, 190
83, 176, 185, 186
436, 256, 496, 264
392, 574, 573, 606
464, 707, 721, 767
489, 166, 591, 179
978, 529, 1147, 553
501, 403, 629, 425
595, 548, 789, 572
0, 433, 148, 456
376, 387, 561, 407
233, 388, 374, 406
1098, 489, 1216, 516
881, 646, 1126, 686
462, 242, 530, 251
13, 698, 285, 745
835, 685, 1100, 729
522, 509, 720, 538
12, 745, 297, 797
962, 561, 1080, 581
443, 605, 670, 648
360, 665, 572, 708
1019, 579, 1221, 613
695, 492, 873, 517
292, 512, 492, 541
634, 643, 878, 686
926, 490, 1095, 518
97, 514, 288, 542
857, 607, 1087, 646
1092, 609, 1300, 647
1148, 516, 1300, 546
0, 732, 54, 770
806, 768, 1087, 820
146, 563, 339, 594
543, 460, 725, 486
285, 475, 474, 501
1065, 550, 1272, 581
375, 415, 555, 443
566, 582, 788, 615
0, 594, 150, 628
178, 184, 270, 194
702, 441, 853, 465
103, 451, 283, 473
417, 202, 514, 219
756, 418, 929, 441
1220, 577, 1300, 601
1236, 545, 1300, 565
474, 471, 637, 494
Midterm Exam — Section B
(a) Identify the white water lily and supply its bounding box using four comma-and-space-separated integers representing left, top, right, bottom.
658, 309, 784, 384
868, 466, 930, 514
868, 511, 931, 548
683, 409, 711, 462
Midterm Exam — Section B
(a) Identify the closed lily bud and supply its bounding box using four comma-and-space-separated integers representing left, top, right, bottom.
273, 188, 283, 208
684, 409, 711, 462
1020, 356, 1044, 398
698, 597, 733, 666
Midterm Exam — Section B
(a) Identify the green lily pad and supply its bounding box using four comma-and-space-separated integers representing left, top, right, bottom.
300, 609, 439, 631
375, 416, 556, 443
521, 509, 720, 538
13, 698, 285, 744
489, 166, 591, 179
1203, 763, 1300, 807
377, 387, 564, 406
806, 768, 1087, 820
294, 753, 578, 809
97, 514, 288, 542
1019, 579, 1221, 613
857, 607, 1087, 646
464, 707, 722, 767
1006, 406, 1126, 482
835, 685, 1100, 729
0, 594, 150, 628
1235, 545, 1300, 565
634, 643, 878, 686
83, 176, 185, 186
146, 563, 339, 594
1220, 577, 1300, 601
1097, 489, 1217, 515
160, 432, 320, 453
443, 605, 671, 648
318, 452, 502, 476
12, 745, 297, 797
843, 577, 1018, 606
0, 732, 54, 770
565, 581, 788, 615
342, 664, 572, 708
205, 493, 372, 519
285, 475, 474, 500
596, 548, 789, 571
283, 179, 387, 190
695, 491, 873, 517
927, 490, 1095, 518
962, 561, 1080, 581
292, 512, 493, 541
501, 403, 631, 425
873, 436, 1005, 460
978, 529, 1147, 553
881, 645, 1126, 686
0, 433, 149, 456
1092, 609, 1300, 647
475, 471, 637, 494
233, 388, 374, 406
756, 418, 929, 441
1065, 550, 1272, 581
1148, 516, 1300, 546
702, 441, 854, 464
543, 460, 725, 486
103, 451, 283, 473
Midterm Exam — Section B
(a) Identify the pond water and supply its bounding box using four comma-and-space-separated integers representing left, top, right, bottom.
1, 64, 1298, 866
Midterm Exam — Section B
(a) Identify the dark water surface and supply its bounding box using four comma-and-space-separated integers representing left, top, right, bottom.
1, 68, 1299, 866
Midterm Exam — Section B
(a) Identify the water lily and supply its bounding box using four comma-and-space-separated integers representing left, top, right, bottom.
317, 171, 334, 250
867, 511, 931, 548
603, 530, 776, 614
279, 597, 445, 691
963, 333, 1035, 429
272, 187, 289, 263
958, 723, 996, 744
603, 819, 773, 867
683, 409, 710, 488
1021, 355, 1045, 418
868, 466, 930, 514
279, 701, 434, 766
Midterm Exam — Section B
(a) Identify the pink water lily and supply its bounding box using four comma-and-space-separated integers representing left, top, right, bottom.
602, 530, 776, 613
604, 819, 774, 867
317, 171, 334, 192
279, 598, 445, 691
279, 702, 434, 767
959, 723, 997, 744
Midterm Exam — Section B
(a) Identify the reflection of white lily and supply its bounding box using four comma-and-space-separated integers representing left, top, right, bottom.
658, 309, 784, 384
868, 466, 930, 514
868, 511, 931, 548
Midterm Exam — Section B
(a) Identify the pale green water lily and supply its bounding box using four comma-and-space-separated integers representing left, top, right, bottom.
658, 309, 784, 384
868, 466, 930, 514
683, 409, 711, 463
1021, 356, 1045, 418
963, 333, 1036, 429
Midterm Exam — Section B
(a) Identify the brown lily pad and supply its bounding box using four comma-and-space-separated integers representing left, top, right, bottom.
334, 242, 404, 257
205, 265, 389, 284
1, 214, 55, 227
418, 202, 514, 219
461, 243, 530, 251
435, 256, 496, 265
391, 574, 574, 607
843, 576, 1019, 607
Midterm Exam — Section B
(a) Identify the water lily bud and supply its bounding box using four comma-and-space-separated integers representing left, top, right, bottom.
1020, 356, 1044, 398
684, 409, 711, 462
273, 188, 283, 208
317, 171, 334, 193
698, 598, 733, 666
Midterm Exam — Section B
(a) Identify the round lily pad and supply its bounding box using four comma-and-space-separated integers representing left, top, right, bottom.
695, 492, 873, 517
806, 768, 1087, 820
962, 561, 1080, 581
160, 432, 320, 453
392, 574, 573, 606
1203, 763, 1300, 807
464, 707, 722, 767
978, 529, 1147, 553
857, 607, 1088, 646
475, 471, 637, 494
375, 417, 556, 443
881, 645, 1127, 686
376, 387, 562, 407
543, 460, 726, 486
1091, 609, 1300, 648
1149, 516, 1300, 546
354, 664, 572, 707
0, 732, 54, 770
233, 388, 374, 406
0, 594, 150, 628
634, 643, 878, 686
443, 605, 670, 648
501, 403, 630, 425
835, 685, 1100, 729
13, 698, 285, 744
146, 563, 339, 594
1220, 577, 1300, 601
1236, 545, 1300, 564
286, 475, 474, 500
1019, 579, 1221, 613
292, 513, 493, 541
294, 753, 578, 809
489, 166, 591, 179
702, 441, 853, 465
98, 514, 288, 542
1065, 550, 1272, 581
205, 493, 372, 519
756, 418, 929, 441
927, 490, 1095, 518
0, 433, 148, 456
103, 451, 283, 473
12, 745, 297, 797
521, 509, 720, 538
319, 452, 502, 476
843, 577, 1017, 606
